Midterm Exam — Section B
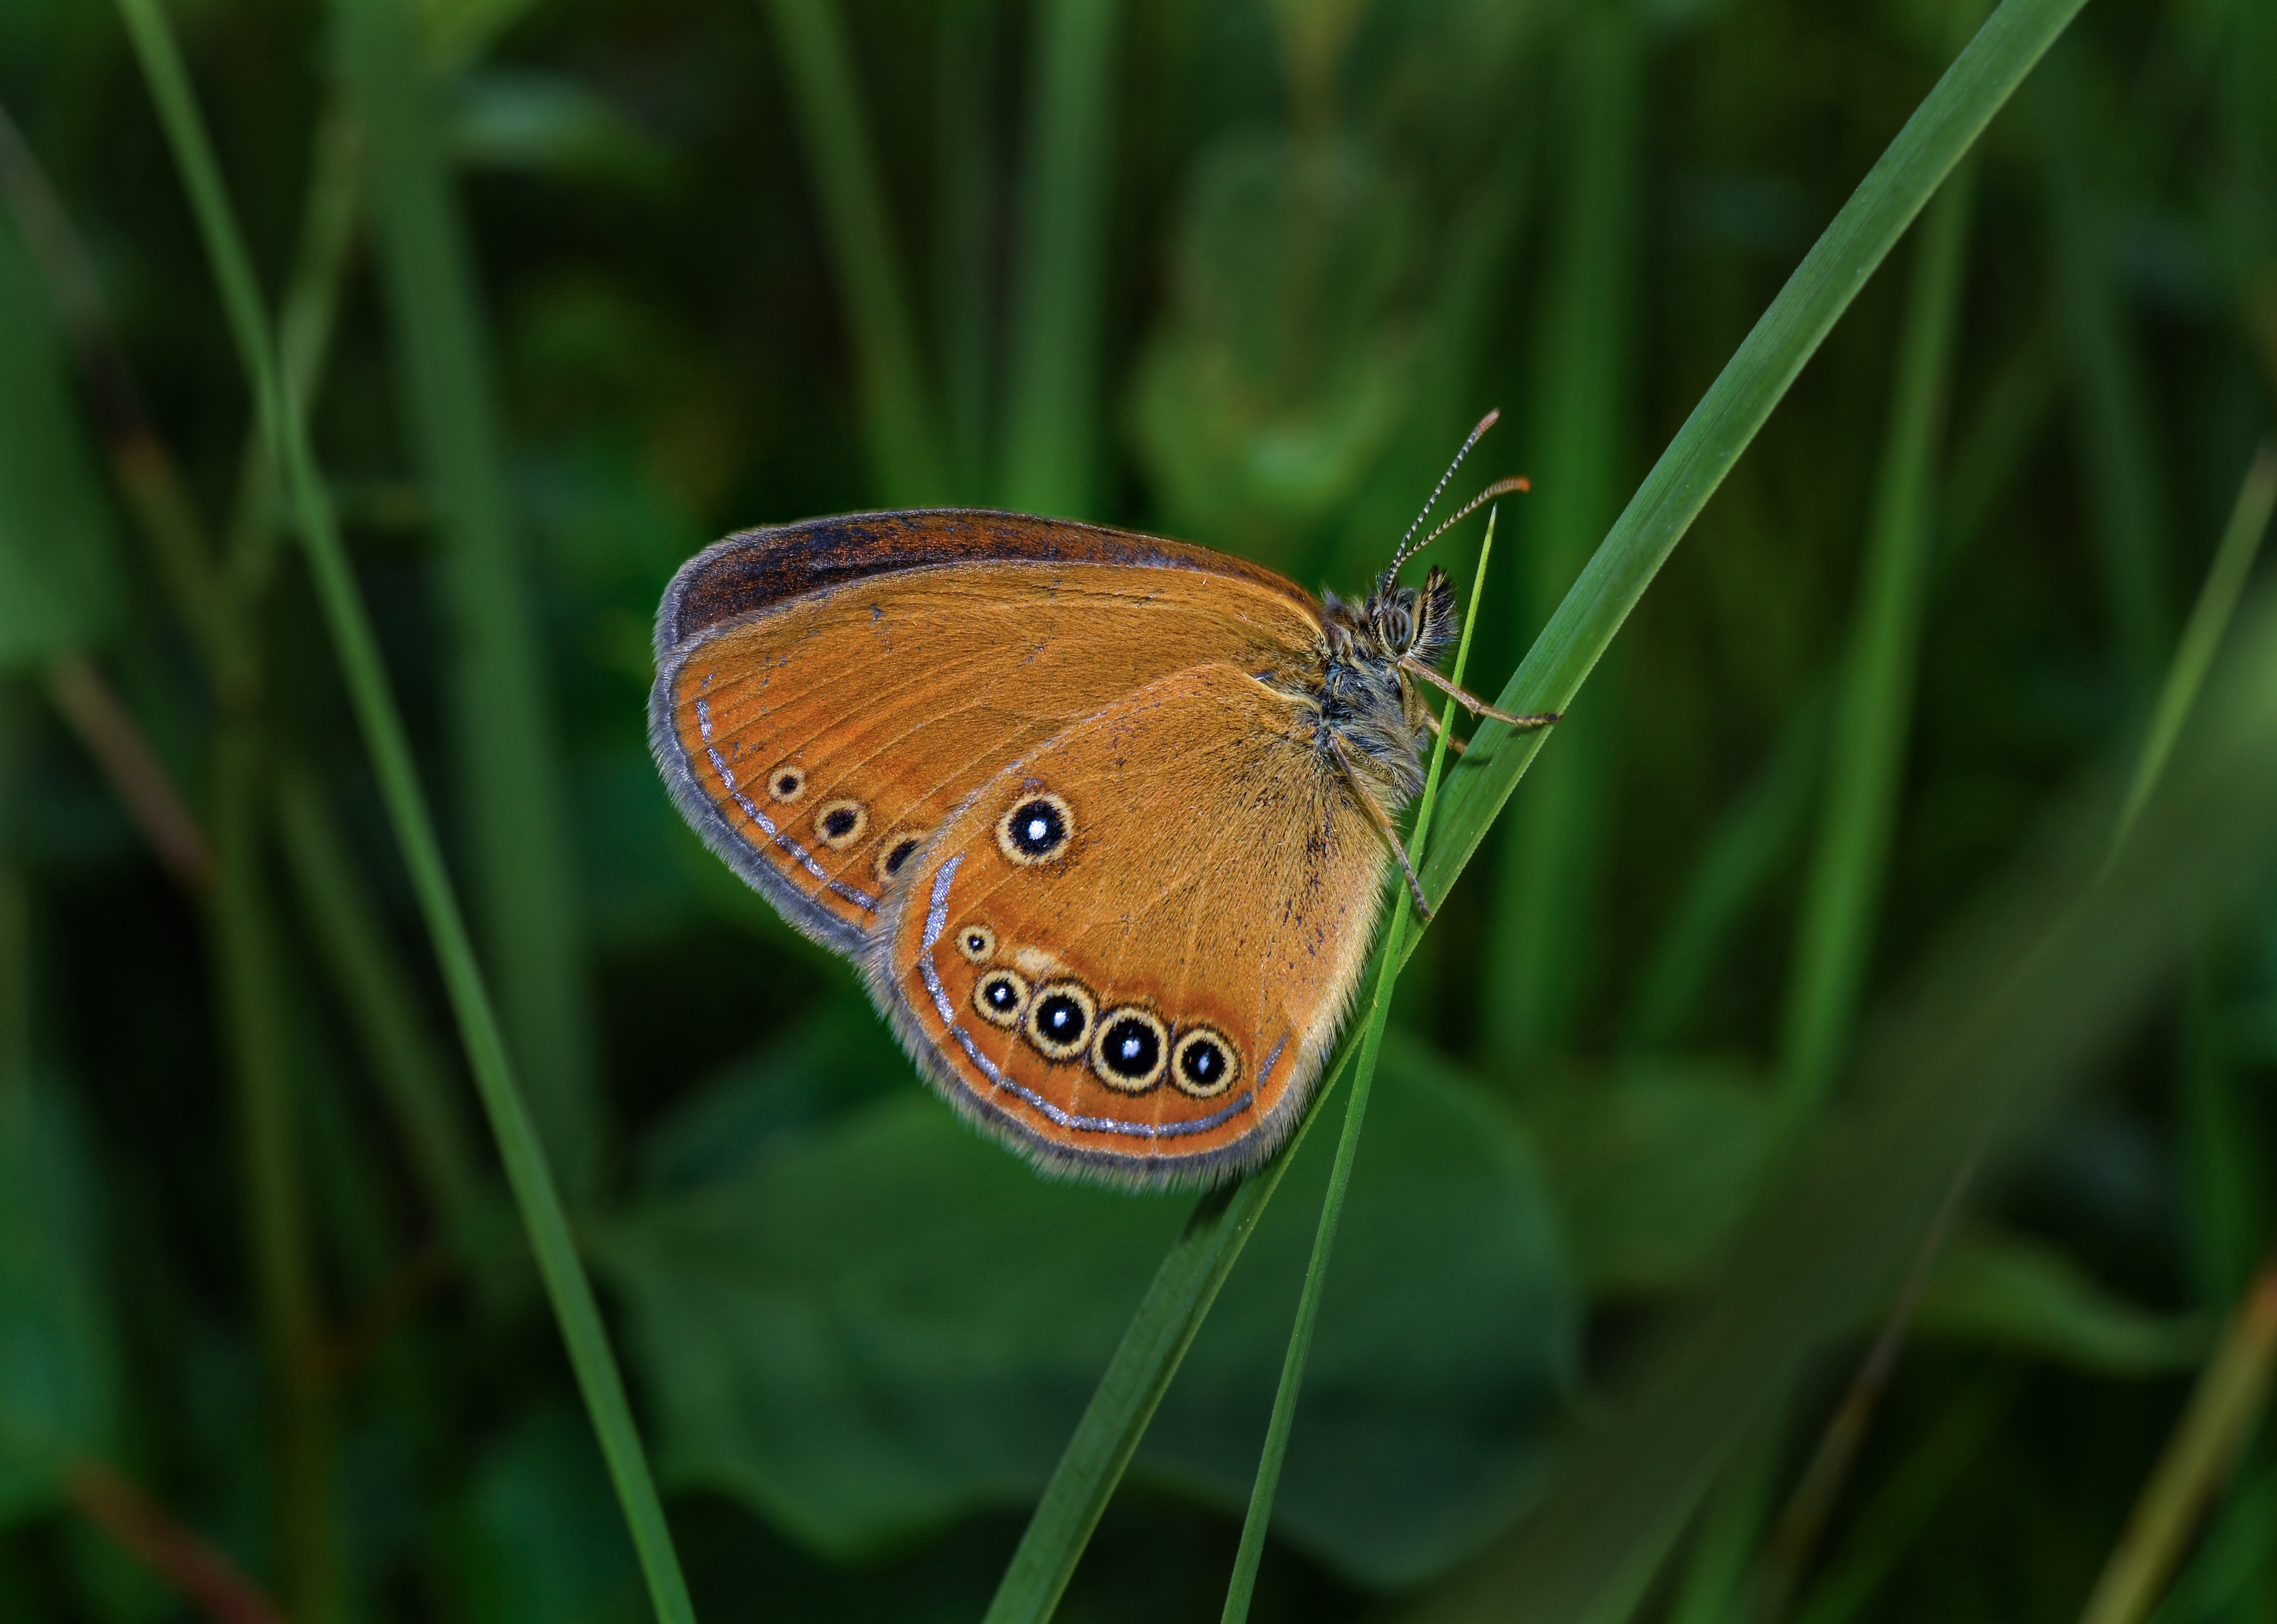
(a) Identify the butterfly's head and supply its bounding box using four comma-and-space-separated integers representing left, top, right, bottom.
1359, 565, 1458, 668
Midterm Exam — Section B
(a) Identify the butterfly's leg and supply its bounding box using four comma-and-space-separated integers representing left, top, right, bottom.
1421, 708, 1468, 755
1401, 656, 1560, 729
1330, 736, 1434, 922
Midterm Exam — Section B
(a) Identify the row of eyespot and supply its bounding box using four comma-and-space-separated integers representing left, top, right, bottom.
764, 762, 1074, 882
954, 922, 1241, 1100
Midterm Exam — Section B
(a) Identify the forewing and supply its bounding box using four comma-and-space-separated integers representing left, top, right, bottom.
874, 663, 1390, 1185
651, 510, 1324, 952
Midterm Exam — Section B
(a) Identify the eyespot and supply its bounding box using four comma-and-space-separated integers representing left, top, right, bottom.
996, 792, 1073, 865
1091, 1007, 1168, 1094
972, 968, 1029, 1029
1023, 979, 1095, 1062
815, 798, 867, 850
874, 832, 924, 884
1171, 1026, 1241, 1099
957, 924, 996, 964
769, 765, 807, 804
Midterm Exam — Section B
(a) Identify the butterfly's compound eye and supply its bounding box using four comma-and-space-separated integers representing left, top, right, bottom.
815, 797, 868, 850
972, 968, 1030, 1028
768, 764, 807, 804
957, 923, 997, 963
1091, 1008, 1168, 1093
1023, 979, 1095, 1061
996, 792, 1073, 865
875, 832, 925, 884
1172, 1026, 1241, 1099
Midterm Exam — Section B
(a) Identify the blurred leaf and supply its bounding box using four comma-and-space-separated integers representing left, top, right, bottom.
0, 208, 117, 670
451, 71, 672, 191
1130, 131, 1422, 564
1917, 1225, 2205, 1374
1522, 1058, 1778, 1295
600, 1056, 1573, 1588
453, 1406, 644, 1624
1407, 588, 2277, 1624
0, 1077, 117, 1525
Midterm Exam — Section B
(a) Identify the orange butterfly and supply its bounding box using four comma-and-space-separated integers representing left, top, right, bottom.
650, 422, 1552, 1186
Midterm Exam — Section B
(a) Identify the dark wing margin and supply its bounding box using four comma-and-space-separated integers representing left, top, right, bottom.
653, 508, 1306, 654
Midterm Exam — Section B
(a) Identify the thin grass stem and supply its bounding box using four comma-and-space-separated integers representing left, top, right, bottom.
2113, 440, 2277, 844
111, 5, 697, 1619
2075, 1260, 2277, 1624
1218, 517, 1495, 1624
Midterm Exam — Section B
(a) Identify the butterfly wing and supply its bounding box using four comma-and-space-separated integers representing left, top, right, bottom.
870, 661, 1391, 1186
650, 509, 1328, 953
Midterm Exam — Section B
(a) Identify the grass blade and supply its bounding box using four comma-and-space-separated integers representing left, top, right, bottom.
1219, 518, 1495, 1624
2112, 440, 2277, 842
1777, 149, 1978, 1116
997, 0, 1121, 517
2076, 1262, 2277, 1624
988, 2, 2085, 1614
112, 6, 697, 1620
339, 0, 602, 1193
1485, 1, 1640, 1063
1426, 0, 2087, 899
764, 0, 949, 503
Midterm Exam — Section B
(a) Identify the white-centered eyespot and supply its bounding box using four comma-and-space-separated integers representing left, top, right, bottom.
1022, 978, 1095, 1062
956, 923, 996, 964
815, 798, 867, 850
1091, 1007, 1169, 1094
996, 791, 1073, 866
973, 967, 1030, 1029
1171, 1025, 1241, 1099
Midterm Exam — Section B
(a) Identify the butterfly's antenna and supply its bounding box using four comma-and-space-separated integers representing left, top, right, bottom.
1383, 408, 1499, 586
1412, 475, 1531, 556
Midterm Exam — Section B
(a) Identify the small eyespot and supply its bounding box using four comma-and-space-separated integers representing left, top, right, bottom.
815, 798, 867, 850
957, 924, 996, 964
973, 968, 1029, 1029
874, 833, 924, 884
1091, 1008, 1168, 1094
769, 765, 807, 804
1171, 1026, 1241, 1099
996, 792, 1072, 866
1023, 979, 1095, 1062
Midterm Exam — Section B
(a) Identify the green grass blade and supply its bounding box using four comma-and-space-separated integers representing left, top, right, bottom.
987, 3, 2084, 1615
2040, 51, 2174, 685
112, 6, 698, 1620
1777, 152, 1977, 1116
1484, 1, 1640, 1063
2113, 441, 2277, 843
932, 0, 1000, 499
996, 0, 1121, 517
1425, 0, 2087, 902
764, 0, 949, 503
339, 0, 602, 1193
1218, 519, 1495, 1624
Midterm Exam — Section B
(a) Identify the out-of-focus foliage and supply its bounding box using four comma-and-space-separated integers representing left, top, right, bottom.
0, 0, 2273, 1619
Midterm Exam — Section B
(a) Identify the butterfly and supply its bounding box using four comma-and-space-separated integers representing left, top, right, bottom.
649, 415, 1555, 1186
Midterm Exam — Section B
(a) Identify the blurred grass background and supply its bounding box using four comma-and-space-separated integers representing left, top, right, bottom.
1, 0, 2275, 1621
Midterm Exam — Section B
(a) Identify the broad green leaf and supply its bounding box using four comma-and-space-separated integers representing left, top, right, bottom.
599, 1056, 1574, 1589
454, 1406, 645, 1624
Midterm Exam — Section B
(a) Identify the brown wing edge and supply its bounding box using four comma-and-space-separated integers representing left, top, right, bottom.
849, 839, 1371, 1192
653, 507, 1315, 651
